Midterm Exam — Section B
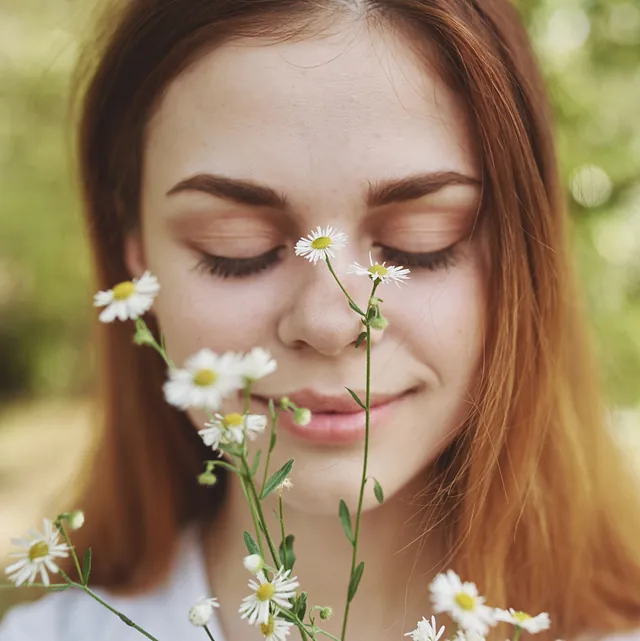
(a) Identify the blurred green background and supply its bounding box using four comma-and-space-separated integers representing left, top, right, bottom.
0, 0, 639, 621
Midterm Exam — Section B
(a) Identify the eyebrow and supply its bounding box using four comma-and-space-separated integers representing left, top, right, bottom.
166, 170, 480, 209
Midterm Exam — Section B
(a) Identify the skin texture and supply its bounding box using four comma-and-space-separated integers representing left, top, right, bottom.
125, 18, 489, 639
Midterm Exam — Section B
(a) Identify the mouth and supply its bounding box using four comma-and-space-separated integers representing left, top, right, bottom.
249, 386, 420, 445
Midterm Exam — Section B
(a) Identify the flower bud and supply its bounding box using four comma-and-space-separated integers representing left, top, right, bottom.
133, 320, 155, 346
369, 314, 389, 331
279, 396, 292, 410
243, 554, 264, 574
188, 597, 219, 627
319, 607, 333, 620
198, 471, 218, 486
67, 510, 85, 530
293, 408, 312, 426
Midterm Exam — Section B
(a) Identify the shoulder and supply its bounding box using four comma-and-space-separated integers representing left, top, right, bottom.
0, 527, 211, 641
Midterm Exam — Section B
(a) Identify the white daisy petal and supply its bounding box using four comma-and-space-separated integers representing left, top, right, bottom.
260, 614, 294, 641
241, 348, 277, 382
295, 226, 348, 264
188, 596, 220, 627
429, 570, 496, 636
4, 518, 70, 588
239, 568, 300, 626
495, 609, 550, 634
405, 616, 446, 641
162, 349, 244, 412
347, 252, 410, 286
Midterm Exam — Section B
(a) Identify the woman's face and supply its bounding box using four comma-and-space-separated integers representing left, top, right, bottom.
127, 20, 488, 514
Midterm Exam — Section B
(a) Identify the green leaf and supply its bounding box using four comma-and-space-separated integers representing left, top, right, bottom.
347, 562, 365, 602
355, 332, 367, 349
373, 478, 384, 504
345, 387, 366, 410
348, 300, 365, 316
278, 534, 296, 571
269, 428, 277, 454
268, 398, 276, 419
339, 499, 354, 545
243, 531, 260, 556
250, 449, 262, 476
82, 547, 92, 585
367, 306, 378, 321
294, 591, 308, 620
261, 459, 294, 499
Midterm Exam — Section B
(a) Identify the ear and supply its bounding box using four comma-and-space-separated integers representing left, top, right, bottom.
123, 231, 147, 280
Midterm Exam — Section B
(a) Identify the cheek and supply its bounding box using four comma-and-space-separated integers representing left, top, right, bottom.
396, 260, 487, 385
145, 248, 283, 364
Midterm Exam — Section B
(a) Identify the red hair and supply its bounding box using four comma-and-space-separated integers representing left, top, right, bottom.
65, 1, 640, 638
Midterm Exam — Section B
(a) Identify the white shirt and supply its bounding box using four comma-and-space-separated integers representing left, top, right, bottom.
0, 528, 226, 641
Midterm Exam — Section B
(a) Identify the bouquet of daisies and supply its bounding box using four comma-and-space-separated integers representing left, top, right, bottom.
2, 227, 551, 641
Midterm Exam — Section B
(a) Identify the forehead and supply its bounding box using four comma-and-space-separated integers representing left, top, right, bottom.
144, 22, 478, 200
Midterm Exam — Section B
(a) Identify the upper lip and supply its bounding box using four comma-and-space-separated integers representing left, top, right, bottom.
253, 388, 413, 413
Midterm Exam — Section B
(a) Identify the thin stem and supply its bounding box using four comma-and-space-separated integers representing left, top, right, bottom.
278, 492, 287, 570
325, 257, 364, 315
0, 582, 68, 589
340, 282, 378, 641
243, 382, 252, 414
241, 456, 280, 567
203, 624, 217, 641
513, 627, 523, 641
260, 408, 279, 491
57, 522, 83, 583
81, 584, 160, 641
239, 474, 266, 560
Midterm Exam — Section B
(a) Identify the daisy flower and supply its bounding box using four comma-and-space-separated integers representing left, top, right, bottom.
4, 518, 69, 587
260, 614, 294, 641
188, 596, 220, 627
241, 348, 277, 382
200, 413, 267, 450
163, 349, 244, 412
405, 616, 446, 641
429, 570, 497, 636
93, 271, 160, 323
347, 252, 410, 286
495, 609, 550, 634
239, 568, 299, 625
295, 226, 348, 264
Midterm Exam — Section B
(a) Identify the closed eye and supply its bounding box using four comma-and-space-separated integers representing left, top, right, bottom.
376, 243, 458, 271
193, 246, 285, 279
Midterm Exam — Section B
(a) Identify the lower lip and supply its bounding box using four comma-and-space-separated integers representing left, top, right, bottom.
252, 392, 413, 446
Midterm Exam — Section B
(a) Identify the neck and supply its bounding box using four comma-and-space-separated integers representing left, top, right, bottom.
202, 470, 447, 640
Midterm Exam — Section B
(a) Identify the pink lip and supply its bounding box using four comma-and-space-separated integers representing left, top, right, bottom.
251, 388, 416, 446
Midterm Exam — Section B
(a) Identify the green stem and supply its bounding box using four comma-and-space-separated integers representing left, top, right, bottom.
513, 627, 523, 641
340, 283, 377, 641
260, 408, 279, 491
241, 456, 280, 567
203, 624, 217, 641
279, 492, 287, 570
57, 522, 83, 583
0, 582, 69, 589
239, 474, 266, 560
81, 584, 160, 641
325, 257, 364, 315
243, 383, 252, 414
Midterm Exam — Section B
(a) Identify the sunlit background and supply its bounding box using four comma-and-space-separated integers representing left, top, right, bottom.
0, 0, 639, 620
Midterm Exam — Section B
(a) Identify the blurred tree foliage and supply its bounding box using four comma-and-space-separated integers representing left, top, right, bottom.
0, 0, 638, 405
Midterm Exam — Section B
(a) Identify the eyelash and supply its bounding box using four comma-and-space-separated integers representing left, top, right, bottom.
193, 243, 458, 280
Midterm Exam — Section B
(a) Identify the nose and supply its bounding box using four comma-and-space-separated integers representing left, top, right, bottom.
277, 257, 382, 357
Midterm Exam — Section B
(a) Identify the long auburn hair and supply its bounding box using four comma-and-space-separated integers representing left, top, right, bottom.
65, 0, 640, 638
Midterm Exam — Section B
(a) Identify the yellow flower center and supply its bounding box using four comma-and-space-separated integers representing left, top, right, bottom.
311, 236, 332, 250
193, 369, 217, 387
368, 264, 388, 278
256, 582, 276, 602
223, 413, 244, 428
513, 612, 531, 623
260, 616, 275, 636
112, 281, 136, 300
29, 541, 50, 562
454, 592, 476, 611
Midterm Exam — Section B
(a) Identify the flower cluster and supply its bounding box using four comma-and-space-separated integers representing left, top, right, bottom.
405, 570, 550, 641
239, 556, 298, 641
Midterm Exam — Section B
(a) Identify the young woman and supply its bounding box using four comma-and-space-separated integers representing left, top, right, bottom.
2, 0, 640, 640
